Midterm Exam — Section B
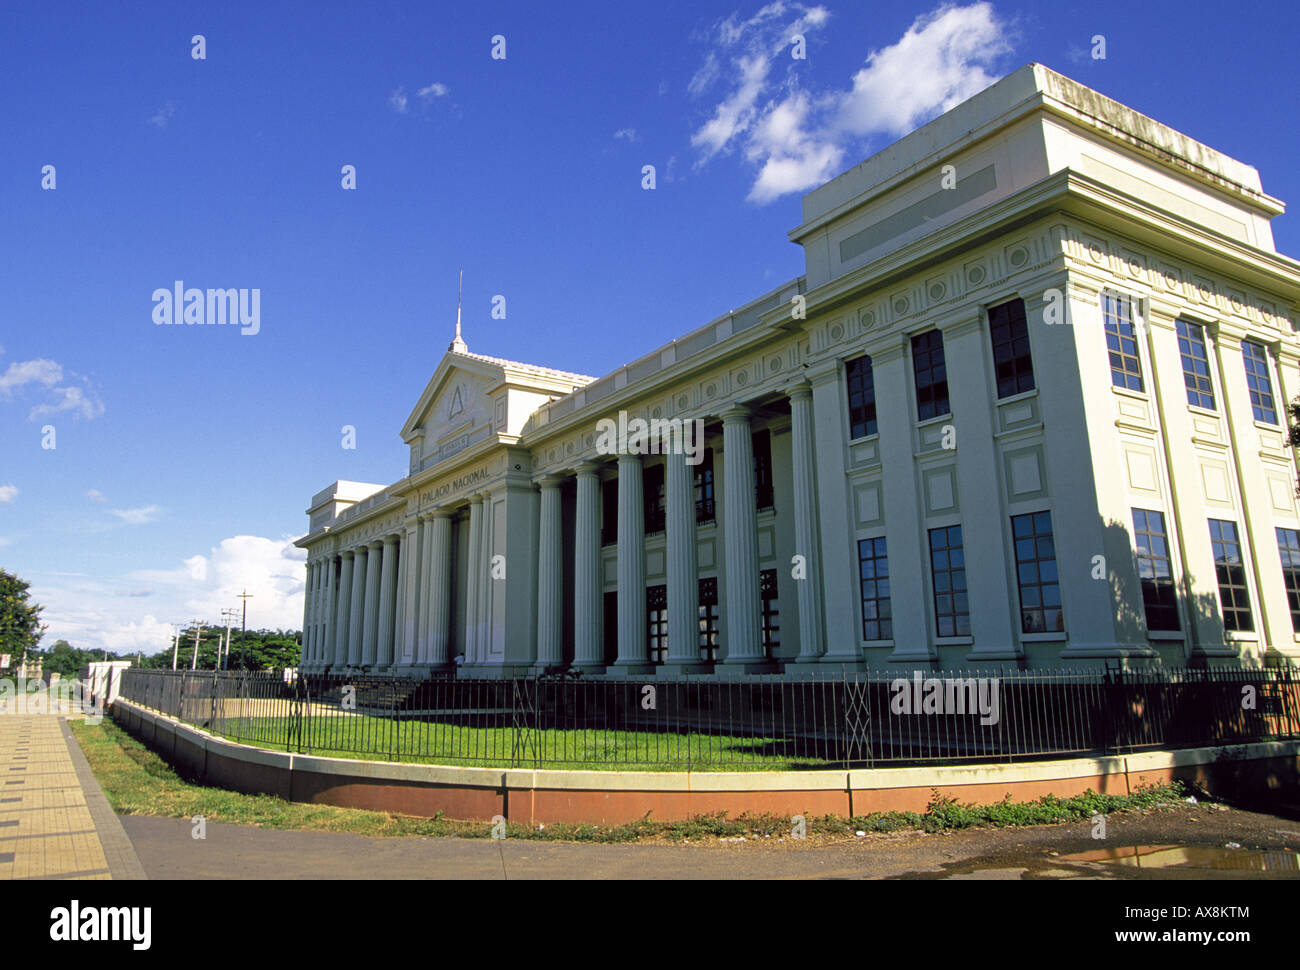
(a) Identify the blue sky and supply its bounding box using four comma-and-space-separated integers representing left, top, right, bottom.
2, 0, 1297, 655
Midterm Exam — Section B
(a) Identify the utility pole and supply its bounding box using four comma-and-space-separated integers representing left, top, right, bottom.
171, 625, 180, 670
237, 589, 254, 669
220, 609, 238, 669
190, 619, 203, 670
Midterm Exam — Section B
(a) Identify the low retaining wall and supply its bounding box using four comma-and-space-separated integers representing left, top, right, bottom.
111, 699, 1300, 824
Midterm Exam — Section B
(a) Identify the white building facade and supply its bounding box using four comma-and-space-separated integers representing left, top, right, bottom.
296, 65, 1300, 675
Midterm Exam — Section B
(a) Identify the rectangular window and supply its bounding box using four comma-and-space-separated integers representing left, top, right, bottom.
760, 569, 780, 658
1277, 527, 1300, 632
911, 330, 950, 420
644, 464, 665, 535
647, 585, 668, 664
753, 429, 774, 510
601, 478, 618, 546
1176, 319, 1215, 409
1209, 519, 1254, 632
1011, 511, 1063, 634
1132, 509, 1180, 632
1104, 294, 1144, 391
928, 525, 969, 637
698, 578, 719, 662
1243, 341, 1278, 424
845, 354, 878, 438
988, 298, 1035, 398
694, 449, 715, 524
857, 536, 892, 641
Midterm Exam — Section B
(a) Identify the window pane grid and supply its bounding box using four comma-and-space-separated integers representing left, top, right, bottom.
911, 330, 950, 420
845, 354, 878, 438
928, 525, 969, 637
988, 298, 1035, 398
1209, 519, 1254, 632
1176, 320, 1215, 409
1132, 508, 1179, 631
857, 536, 892, 641
1011, 511, 1063, 634
1277, 528, 1300, 633
1104, 294, 1144, 391
1243, 341, 1278, 424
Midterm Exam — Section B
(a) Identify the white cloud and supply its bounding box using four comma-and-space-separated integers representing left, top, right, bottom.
418, 82, 449, 99
389, 87, 409, 112
0, 358, 62, 394
613, 127, 639, 143
34, 534, 308, 656
833, 2, 1012, 138
0, 357, 103, 421
689, 1, 1013, 202
0, 485, 16, 504
149, 101, 177, 127
86, 489, 108, 503
110, 505, 163, 526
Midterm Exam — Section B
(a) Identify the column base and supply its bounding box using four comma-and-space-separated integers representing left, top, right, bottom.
716, 659, 781, 678
606, 662, 658, 678
657, 661, 714, 677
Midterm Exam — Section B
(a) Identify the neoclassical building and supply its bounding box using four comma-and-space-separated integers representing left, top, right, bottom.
296, 64, 1300, 675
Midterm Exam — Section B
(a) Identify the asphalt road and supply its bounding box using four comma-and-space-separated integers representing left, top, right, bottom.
118, 802, 1300, 880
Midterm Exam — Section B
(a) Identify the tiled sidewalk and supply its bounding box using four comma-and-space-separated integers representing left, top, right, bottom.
0, 712, 145, 879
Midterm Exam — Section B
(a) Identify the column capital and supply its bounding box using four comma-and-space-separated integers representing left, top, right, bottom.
575, 459, 603, 477
383, 532, 399, 545
616, 451, 642, 467
720, 403, 752, 424
367, 539, 383, 549
785, 379, 813, 403
340, 548, 355, 560
535, 473, 565, 489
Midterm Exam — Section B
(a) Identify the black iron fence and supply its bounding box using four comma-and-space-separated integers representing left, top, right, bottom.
116, 665, 1300, 771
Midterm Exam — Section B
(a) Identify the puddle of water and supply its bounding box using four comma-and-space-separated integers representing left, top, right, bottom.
1060, 844, 1300, 873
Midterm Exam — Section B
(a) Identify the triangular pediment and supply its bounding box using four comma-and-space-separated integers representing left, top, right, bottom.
401, 351, 504, 445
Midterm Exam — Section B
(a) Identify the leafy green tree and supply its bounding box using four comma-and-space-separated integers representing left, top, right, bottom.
0, 569, 45, 667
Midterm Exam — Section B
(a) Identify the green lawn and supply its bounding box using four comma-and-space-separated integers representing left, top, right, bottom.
214, 714, 835, 771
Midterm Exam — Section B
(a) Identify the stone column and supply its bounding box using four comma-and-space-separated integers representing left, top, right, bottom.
808, 363, 863, 664
333, 551, 354, 670
347, 548, 367, 668
573, 462, 603, 668
390, 527, 405, 665
464, 497, 483, 666
477, 491, 494, 663
302, 561, 316, 666
429, 510, 453, 666
320, 556, 336, 671
722, 405, 762, 663
615, 454, 647, 668
376, 534, 399, 668
665, 449, 702, 668
943, 308, 1018, 659
417, 513, 435, 664
361, 541, 382, 667
536, 476, 564, 667
789, 382, 825, 661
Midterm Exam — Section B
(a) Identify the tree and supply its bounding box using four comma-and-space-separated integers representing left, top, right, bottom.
0, 569, 45, 666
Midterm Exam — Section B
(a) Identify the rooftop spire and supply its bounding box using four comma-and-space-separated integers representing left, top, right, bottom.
449, 269, 468, 353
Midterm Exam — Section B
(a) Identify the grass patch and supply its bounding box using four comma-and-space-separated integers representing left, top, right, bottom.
71, 718, 1191, 844
214, 714, 832, 771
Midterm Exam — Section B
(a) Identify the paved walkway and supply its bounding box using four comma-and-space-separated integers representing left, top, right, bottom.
0, 713, 145, 880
